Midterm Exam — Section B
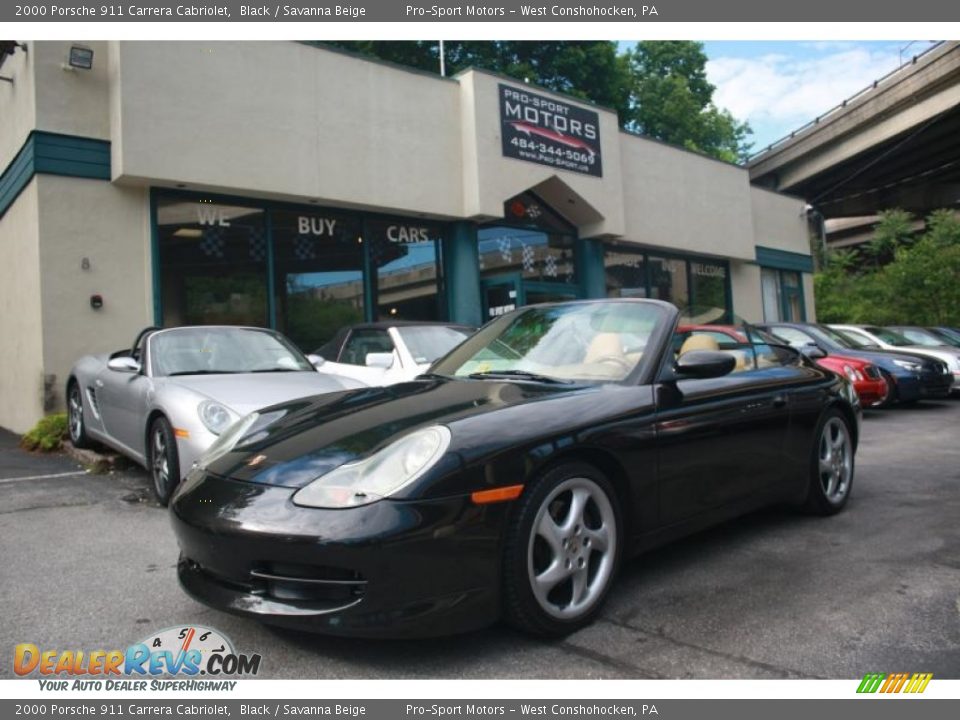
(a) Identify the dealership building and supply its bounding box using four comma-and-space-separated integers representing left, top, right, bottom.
0, 41, 816, 432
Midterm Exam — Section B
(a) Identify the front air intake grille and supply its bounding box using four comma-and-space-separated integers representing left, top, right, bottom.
250, 563, 367, 604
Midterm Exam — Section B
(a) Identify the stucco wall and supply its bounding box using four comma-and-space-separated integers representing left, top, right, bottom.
0, 180, 45, 433
36, 175, 152, 414
111, 42, 464, 219
803, 272, 818, 321
750, 186, 810, 253
620, 134, 756, 260
33, 42, 111, 143
729, 261, 764, 323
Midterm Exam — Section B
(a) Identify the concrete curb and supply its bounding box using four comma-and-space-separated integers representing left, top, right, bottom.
62, 441, 134, 474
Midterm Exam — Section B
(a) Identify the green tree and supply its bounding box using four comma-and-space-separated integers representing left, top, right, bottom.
814, 208, 960, 325
884, 210, 960, 324
320, 40, 750, 163
865, 208, 914, 268
624, 41, 752, 163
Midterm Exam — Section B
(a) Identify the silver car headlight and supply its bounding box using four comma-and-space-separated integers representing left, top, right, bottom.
892, 359, 921, 372
293, 425, 452, 509
196, 412, 260, 470
198, 400, 235, 435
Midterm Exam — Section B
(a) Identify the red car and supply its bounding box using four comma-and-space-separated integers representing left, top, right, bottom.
676, 325, 889, 407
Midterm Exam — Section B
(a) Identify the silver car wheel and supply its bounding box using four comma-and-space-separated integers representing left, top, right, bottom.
151, 427, 170, 497
68, 385, 84, 443
526, 477, 618, 620
818, 417, 852, 503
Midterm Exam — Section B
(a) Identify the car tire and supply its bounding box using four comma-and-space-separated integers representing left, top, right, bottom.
803, 409, 855, 516
148, 416, 181, 506
67, 380, 93, 449
502, 462, 622, 637
876, 370, 898, 408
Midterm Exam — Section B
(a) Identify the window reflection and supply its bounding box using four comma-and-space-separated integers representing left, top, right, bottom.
273, 210, 364, 351
157, 198, 267, 327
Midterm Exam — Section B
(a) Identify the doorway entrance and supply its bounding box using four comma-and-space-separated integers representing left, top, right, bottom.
481, 275, 581, 320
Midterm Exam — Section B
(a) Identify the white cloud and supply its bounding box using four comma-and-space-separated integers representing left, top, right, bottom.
706, 45, 906, 144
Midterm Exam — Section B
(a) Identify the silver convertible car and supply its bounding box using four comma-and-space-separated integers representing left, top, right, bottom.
66, 326, 364, 504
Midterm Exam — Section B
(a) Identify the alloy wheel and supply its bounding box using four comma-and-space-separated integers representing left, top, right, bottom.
68, 386, 83, 443
818, 417, 852, 503
526, 477, 618, 620
152, 427, 171, 499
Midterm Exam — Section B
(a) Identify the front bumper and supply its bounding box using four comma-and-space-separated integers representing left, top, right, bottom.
853, 378, 888, 407
169, 471, 505, 638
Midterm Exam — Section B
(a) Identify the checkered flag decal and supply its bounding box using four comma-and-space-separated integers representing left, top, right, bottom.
544, 253, 558, 278
521, 243, 535, 273
199, 226, 225, 258
498, 236, 513, 263
294, 235, 316, 261
248, 227, 267, 262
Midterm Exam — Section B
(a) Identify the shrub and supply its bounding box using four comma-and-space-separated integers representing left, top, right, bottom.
20, 413, 69, 452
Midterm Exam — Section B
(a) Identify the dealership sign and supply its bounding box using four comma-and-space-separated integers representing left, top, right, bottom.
499, 84, 603, 177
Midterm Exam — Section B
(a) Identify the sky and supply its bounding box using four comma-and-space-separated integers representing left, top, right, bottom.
698, 40, 940, 155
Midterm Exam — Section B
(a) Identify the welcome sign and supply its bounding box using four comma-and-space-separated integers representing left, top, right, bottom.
499, 84, 603, 177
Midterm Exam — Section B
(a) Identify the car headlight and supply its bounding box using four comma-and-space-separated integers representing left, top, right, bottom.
293, 425, 452, 509
198, 400, 235, 435
196, 412, 260, 470
841, 364, 862, 382
892, 359, 921, 372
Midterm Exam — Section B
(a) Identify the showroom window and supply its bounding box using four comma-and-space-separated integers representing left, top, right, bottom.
604, 245, 730, 321
761, 268, 805, 322
153, 192, 446, 351
156, 197, 268, 327
272, 209, 365, 352
366, 218, 443, 323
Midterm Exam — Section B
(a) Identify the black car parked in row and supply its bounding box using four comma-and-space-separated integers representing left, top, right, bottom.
172, 300, 861, 639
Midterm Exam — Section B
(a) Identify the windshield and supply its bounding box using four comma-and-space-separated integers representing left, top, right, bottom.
432, 301, 669, 383
151, 327, 314, 376
396, 326, 472, 365
896, 328, 946, 346
810, 325, 857, 349
863, 326, 913, 347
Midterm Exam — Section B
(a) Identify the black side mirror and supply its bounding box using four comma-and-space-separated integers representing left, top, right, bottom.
802, 343, 827, 359
674, 350, 736, 379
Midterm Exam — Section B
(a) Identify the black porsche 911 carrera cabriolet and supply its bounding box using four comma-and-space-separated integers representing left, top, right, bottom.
170, 299, 861, 638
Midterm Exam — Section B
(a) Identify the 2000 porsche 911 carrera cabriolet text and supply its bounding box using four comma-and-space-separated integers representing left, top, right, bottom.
171, 299, 861, 638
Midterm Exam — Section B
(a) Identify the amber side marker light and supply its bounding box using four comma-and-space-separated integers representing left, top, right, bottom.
471, 484, 524, 504
174, 428, 190, 439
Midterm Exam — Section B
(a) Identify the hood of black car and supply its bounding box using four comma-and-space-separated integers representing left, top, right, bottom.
205, 378, 597, 488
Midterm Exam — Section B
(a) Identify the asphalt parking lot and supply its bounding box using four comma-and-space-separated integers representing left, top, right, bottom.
2, 400, 959, 680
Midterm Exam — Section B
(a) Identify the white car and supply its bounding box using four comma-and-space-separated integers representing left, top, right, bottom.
829, 324, 960, 391
312, 322, 475, 386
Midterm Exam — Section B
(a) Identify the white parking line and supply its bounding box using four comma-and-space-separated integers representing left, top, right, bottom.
0, 470, 89, 485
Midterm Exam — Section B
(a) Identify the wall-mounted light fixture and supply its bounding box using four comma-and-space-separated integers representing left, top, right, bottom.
66, 45, 94, 71
0, 41, 27, 83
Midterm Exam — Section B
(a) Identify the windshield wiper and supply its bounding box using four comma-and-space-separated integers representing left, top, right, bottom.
249, 368, 302, 373
467, 370, 573, 385
167, 370, 240, 376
